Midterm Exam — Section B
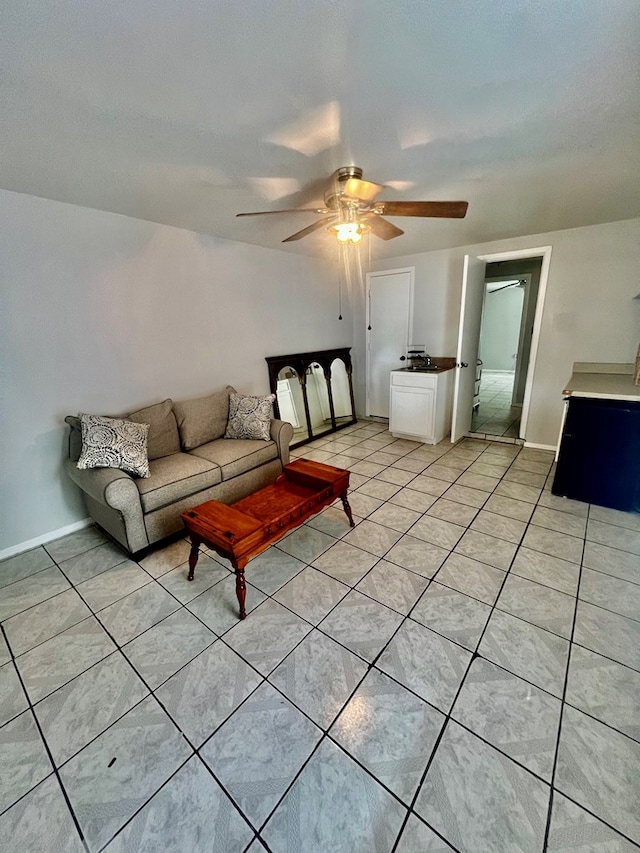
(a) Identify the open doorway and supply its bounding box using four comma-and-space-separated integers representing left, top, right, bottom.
468, 256, 543, 440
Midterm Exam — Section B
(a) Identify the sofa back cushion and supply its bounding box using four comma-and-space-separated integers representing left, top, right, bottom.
173, 386, 236, 451
128, 399, 180, 460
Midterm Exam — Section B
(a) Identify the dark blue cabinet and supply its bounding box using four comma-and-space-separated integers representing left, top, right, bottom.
552, 396, 640, 512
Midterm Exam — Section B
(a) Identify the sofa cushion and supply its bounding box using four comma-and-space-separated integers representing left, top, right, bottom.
190, 437, 278, 481
77, 414, 150, 478
173, 386, 236, 451
128, 399, 180, 460
224, 393, 275, 441
135, 452, 222, 513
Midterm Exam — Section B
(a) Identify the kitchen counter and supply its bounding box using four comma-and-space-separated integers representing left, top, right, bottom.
562, 362, 640, 402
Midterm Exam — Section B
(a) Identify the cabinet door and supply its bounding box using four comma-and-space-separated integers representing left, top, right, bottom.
390, 387, 435, 440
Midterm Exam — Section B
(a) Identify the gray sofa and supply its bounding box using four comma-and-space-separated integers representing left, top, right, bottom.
64, 386, 294, 555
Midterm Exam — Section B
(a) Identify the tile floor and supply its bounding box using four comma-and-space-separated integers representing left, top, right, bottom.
471, 370, 521, 438
1, 422, 639, 852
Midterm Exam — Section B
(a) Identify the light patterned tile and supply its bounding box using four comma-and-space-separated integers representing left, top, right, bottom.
34, 651, 148, 765
16, 617, 116, 704
138, 538, 193, 578
311, 540, 379, 586
495, 480, 542, 504
408, 516, 466, 550
442, 484, 490, 509
409, 475, 450, 498
58, 541, 128, 585
122, 608, 215, 689
243, 546, 306, 594
484, 493, 535, 522
415, 720, 550, 853
496, 574, 576, 638
556, 706, 640, 844
76, 560, 151, 611
0, 661, 28, 726
384, 535, 449, 579
521, 525, 583, 563
566, 645, 640, 742
452, 657, 561, 780
478, 609, 569, 697
574, 600, 640, 672
579, 568, 640, 622
469, 510, 526, 544
389, 487, 438, 513
547, 792, 639, 852
356, 560, 429, 614
377, 620, 471, 713
155, 641, 262, 747
589, 505, 640, 532
158, 555, 229, 604
277, 525, 336, 563
45, 527, 108, 563
331, 668, 445, 803
224, 599, 312, 676
435, 552, 505, 605
3, 588, 91, 656
0, 710, 52, 813
511, 548, 580, 596
582, 541, 640, 585
186, 577, 266, 635
426, 498, 478, 527
0, 547, 53, 590
367, 503, 422, 533
341, 519, 402, 557
411, 583, 492, 651
587, 519, 640, 556
454, 530, 517, 570
0, 776, 85, 853
274, 567, 349, 624
395, 813, 457, 852
319, 590, 403, 662
261, 738, 406, 852
96, 582, 180, 645
104, 757, 253, 852
531, 506, 587, 538
0, 566, 70, 622
200, 682, 321, 829
268, 630, 367, 728
60, 695, 192, 851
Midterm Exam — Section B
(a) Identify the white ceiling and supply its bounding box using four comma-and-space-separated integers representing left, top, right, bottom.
2, 0, 639, 260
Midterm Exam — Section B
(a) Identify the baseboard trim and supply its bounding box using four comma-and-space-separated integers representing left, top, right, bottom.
0, 518, 93, 561
523, 441, 557, 451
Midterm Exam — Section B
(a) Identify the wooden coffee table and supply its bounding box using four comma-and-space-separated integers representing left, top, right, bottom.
181, 458, 354, 619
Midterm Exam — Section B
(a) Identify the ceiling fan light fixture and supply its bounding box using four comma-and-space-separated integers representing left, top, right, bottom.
329, 220, 370, 244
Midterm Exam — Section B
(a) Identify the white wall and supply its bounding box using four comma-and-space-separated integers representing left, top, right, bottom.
368, 217, 640, 447
480, 286, 524, 371
0, 190, 349, 552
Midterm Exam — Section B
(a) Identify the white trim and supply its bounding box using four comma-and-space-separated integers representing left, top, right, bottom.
365, 267, 414, 417
477, 245, 552, 441
523, 441, 557, 451
0, 518, 93, 561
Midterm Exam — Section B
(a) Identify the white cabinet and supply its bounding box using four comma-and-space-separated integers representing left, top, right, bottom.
390, 369, 454, 444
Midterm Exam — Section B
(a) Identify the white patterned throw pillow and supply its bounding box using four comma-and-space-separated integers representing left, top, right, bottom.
77, 414, 151, 478
224, 393, 275, 441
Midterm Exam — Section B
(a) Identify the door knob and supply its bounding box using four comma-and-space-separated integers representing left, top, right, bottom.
399, 355, 406, 361
457, 362, 469, 368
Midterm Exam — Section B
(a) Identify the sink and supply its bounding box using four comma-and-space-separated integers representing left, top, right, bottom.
401, 366, 442, 372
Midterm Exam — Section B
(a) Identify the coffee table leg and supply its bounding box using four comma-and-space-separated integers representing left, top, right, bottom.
187, 537, 200, 581
340, 491, 355, 528
234, 561, 248, 620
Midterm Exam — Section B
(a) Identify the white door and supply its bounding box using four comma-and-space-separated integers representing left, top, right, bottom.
451, 255, 486, 442
366, 268, 414, 418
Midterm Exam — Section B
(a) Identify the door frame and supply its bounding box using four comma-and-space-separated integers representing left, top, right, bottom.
476, 246, 552, 439
365, 267, 415, 417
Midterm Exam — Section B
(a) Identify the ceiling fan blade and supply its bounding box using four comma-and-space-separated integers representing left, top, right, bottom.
377, 201, 468, 218
282, 216, 337, 242
341, 178, 384, 202
237, 208, 328, 217
365, 214, 404, 241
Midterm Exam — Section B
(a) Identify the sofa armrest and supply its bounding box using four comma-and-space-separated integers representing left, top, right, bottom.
270, 419, 294, 465
64, 459, 148, 552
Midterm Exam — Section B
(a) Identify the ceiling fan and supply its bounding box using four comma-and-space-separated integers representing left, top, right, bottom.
237, 166, 468, 244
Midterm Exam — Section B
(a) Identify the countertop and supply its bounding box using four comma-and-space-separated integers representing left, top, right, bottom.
394, 357, 456, 374
563, 362, 640, 402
